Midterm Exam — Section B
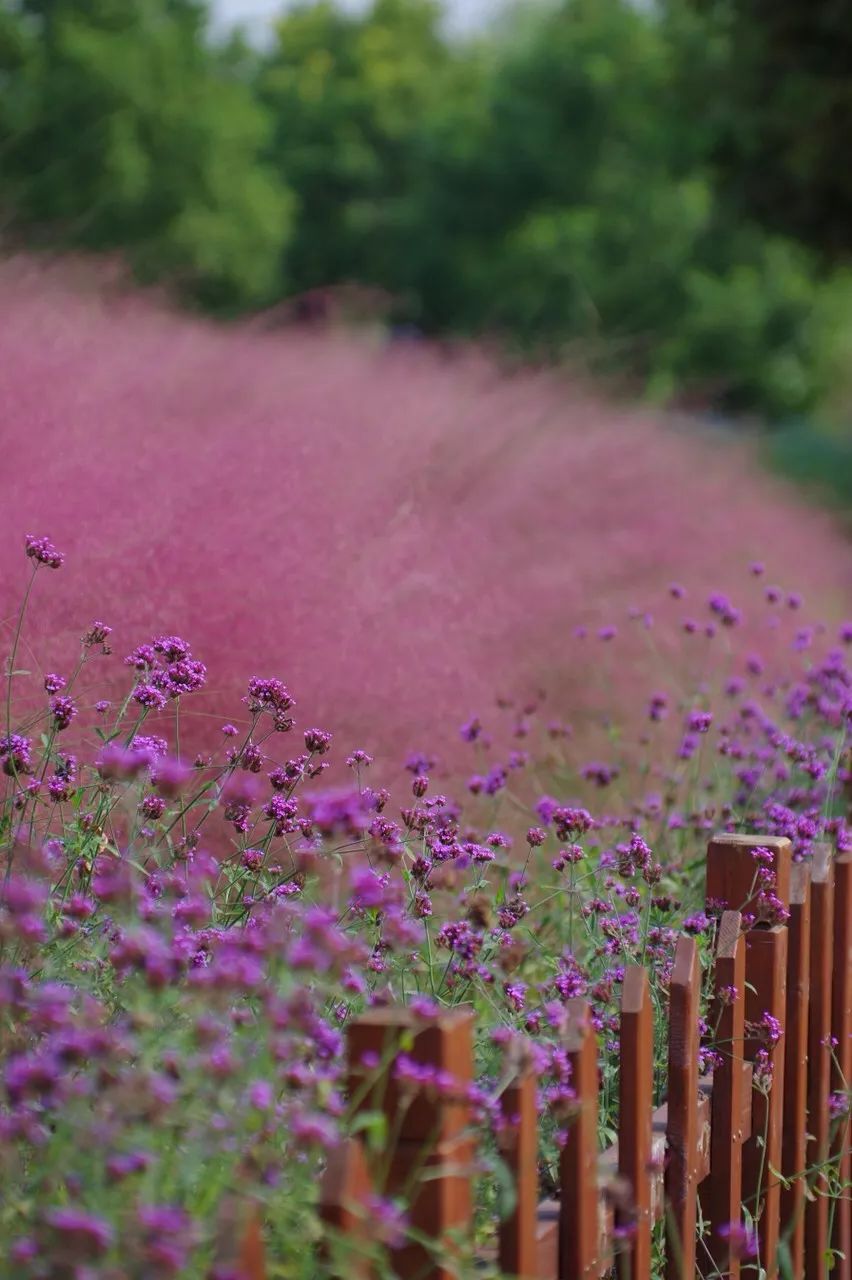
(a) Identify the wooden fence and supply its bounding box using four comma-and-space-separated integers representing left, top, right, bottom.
248, 834, 852, 1280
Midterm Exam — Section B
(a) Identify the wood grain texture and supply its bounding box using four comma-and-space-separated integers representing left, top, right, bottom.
618, 966, 654, 1280
706, 910, 747, 1280
346, 1007, 474, 1280
498, 1040, 539, 1279
780, 861, 811, 1274
666, 935, 701, 1280
805, 845, 835, 1278
830, 852, 852, 1280
559, 999, 602, 1280
742, 926, 788, 1279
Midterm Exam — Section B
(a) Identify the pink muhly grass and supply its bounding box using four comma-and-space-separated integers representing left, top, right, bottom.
2, 255, 852, 775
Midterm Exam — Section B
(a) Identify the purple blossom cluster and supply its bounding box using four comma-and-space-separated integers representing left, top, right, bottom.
1, 538, 851, 1269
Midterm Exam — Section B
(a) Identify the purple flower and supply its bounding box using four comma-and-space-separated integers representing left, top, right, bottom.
304, 727, 333, 755
648, 691, 668, 722
718, 1221, 758, 1260
459, 717, 482, 742
133, 684, 167, 711
683, 912, 710, 934
349, 866, 389, 909
248, 1079, 275, 1109
245, 677, 295, 726
154, 657, 207, 698
43, 672, 66, 694
235, 741, 263, 773
151, 757, 191, 798
45, 1207, 113, 1257
83, 620, 113, 647
139, 794, 166, 820
105, 1150, 152, 1179
405, 750, 435, 776
305, 787, 370, 839
137, 1204, 197, 1274
50, 695, 77, 730
580, 762, 619, 788
25, 534, 64, 569
0, 733, 33, 776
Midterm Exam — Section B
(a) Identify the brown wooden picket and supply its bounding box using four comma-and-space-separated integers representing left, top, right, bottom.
705, 909, 748, 1280
665, 934, 701, 1280
806, 842, 836, 1277
831, 852, 852, 1280
498, 1041, 539, 1279
780, 859, 811, 1275
618, 965, 654, 1279
559, 998, 604, 1279
346, 1005, 475, 1280
236, 833, 851, 1280
318, 1139, 374, 1280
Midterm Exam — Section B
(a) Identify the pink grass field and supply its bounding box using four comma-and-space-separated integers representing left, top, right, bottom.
1, 254, 851, 776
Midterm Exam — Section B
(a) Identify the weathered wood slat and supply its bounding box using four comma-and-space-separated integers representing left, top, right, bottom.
318, 1139, 374, 1280
707, 834, 792, 1279
618, 966, 654, 1280
706, 834, 792, 926
705, 909, 747, 1280
806, 844, 835, 1278
559, 999, 603, 1280
830, 852, 852, 1280
780, 860, 812, 1275
742, 925, 788, 1279
666, 934, 701, 1280
346, 1006, 475, 1280
498, 1041, 539, 1279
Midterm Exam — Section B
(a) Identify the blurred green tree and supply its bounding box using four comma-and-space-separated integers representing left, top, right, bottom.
664, 0, 852, 258
1, 0, 850, 425
1, 0, 292, 306
258, 0, 483, 318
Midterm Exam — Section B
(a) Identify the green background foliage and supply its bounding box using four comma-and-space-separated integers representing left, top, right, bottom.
2, 0, 852, 441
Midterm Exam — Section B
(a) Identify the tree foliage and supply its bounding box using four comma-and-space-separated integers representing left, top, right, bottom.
1, 0, 292, 306
2, 0, 851, 418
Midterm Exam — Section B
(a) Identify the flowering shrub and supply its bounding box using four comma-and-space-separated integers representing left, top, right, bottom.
1, 536, 850, 1277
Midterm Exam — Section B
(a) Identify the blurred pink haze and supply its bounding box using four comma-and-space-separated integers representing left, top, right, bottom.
1, 255, 851, 775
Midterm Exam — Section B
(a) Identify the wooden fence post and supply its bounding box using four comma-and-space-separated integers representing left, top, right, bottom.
830, 852, 852, 1280
806, 844, 835, 1278
780, 859, 812, 1276
666, 934, 701, 1280
239, 1209, 266, 1280
618, 966, 654, 1280
559, 998, 602, 1280
498, 1040, 539, 1279
707, 834, 791, 1280
318, 1138, 374, 1280
346, 1006, 475, 1280
706, 909, 748, 1280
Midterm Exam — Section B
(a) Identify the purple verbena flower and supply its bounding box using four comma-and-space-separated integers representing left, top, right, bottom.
25, 534, 64, 569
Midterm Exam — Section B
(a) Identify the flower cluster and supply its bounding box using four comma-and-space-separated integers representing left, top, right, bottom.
1, 540, 850, 1272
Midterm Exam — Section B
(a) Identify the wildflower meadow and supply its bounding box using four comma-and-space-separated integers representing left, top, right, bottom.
2, 528, 850, 1278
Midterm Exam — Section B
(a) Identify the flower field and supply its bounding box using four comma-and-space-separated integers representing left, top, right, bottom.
1, 260, 852, 1277
2, 255, 852, 772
